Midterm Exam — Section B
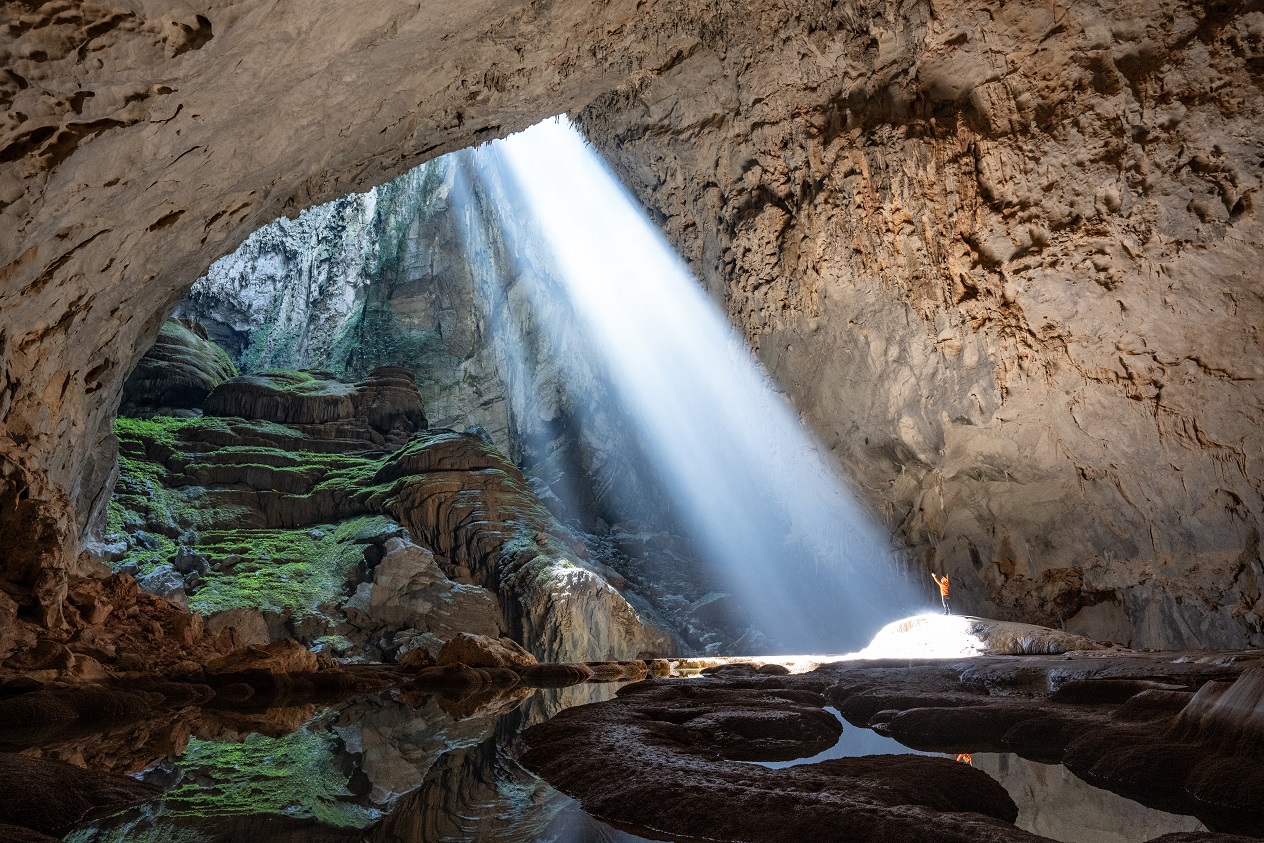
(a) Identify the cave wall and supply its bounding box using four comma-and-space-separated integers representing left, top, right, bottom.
2, 0, 1262, 649
577, 0, 1264, 647
177, 160, 518, 449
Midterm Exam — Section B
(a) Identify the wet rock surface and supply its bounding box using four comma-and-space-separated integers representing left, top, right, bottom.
523, 669, 1036, 842
522, 652, 1264, 841
0, 752, 157, 836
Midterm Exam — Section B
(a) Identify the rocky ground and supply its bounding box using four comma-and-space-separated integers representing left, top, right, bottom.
522, 647, 1264, 842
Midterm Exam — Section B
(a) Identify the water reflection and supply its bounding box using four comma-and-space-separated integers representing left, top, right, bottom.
62, 685, 1212, 843
748, 708, 1207, 843
66, 683, 630, 843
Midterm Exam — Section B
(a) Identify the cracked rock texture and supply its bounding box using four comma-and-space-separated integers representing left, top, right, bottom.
1, 0, 1263, 650
578, 0, 1264, 648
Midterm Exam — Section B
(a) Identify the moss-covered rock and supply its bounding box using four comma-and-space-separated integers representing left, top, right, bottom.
109, 366, 671, 663
120, 320, 237, 416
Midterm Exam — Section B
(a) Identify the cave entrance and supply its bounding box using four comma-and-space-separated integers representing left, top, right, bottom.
107, 116, 913, 665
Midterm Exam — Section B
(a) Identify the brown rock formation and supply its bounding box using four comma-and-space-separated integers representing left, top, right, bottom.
522, 673, 1038, 842
523, 650, 1264, 840
437, 632, 538, 668
0, 752, 157, 837
120, 319, 237, 416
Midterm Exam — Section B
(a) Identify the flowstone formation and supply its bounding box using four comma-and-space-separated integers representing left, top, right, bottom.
105, 334, 673, 664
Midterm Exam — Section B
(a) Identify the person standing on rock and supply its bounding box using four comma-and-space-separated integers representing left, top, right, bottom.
931, 573, 951, 615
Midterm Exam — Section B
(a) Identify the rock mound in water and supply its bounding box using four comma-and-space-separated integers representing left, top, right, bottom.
0, 752, 158, 837
204, 366, 425, 445
522, 674, 1028, 842
856, 614, 1110, 659
438, 633, 538, 668
120, 319, 237, 415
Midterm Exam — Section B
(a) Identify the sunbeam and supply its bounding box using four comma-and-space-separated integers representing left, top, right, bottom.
454, 117, 916, 653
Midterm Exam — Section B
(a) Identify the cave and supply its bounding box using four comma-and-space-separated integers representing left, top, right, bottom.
2, 1, 1263, 841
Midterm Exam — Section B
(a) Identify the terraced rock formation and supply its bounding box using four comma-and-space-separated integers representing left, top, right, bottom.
105, 358, 672, 664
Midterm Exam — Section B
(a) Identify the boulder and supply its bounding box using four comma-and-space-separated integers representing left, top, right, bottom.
205, 608, 271, 648
205, 640, 319, 676
398, 647, 437, 669
119, 319, 237, 414
437, 633, 537, 669
856, 615, 1109, 659
135, 566, 188, 609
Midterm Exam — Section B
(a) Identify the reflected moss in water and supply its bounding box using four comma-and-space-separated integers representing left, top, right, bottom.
68, 725, 380, 841
67, 823, 212, 843
162, 728, 376, 827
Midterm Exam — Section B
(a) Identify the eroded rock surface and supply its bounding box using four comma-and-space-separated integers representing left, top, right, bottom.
523, 651, 1264, 841
120, 319, 237, 416
578, 0, 1264, 649
522, 672, 1039, 842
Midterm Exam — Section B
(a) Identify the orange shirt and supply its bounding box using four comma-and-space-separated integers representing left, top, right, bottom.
935, 575, 950, 597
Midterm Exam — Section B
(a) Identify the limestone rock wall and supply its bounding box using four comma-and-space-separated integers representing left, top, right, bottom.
0, 0, 700, 629
577, 0, 1264, 648
178, 163, 516, 449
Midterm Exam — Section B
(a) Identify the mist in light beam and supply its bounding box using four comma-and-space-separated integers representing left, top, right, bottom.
470, 118, 915, 652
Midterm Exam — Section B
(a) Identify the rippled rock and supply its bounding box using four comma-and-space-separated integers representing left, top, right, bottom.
120, 319, 237, 415
204, 366, 425, 446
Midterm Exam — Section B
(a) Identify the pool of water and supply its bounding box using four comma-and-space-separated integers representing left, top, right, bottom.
62, 690, 1211, 843
750, 707, 1208, 843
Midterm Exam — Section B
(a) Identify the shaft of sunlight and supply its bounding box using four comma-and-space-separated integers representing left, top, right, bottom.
476, 117, 915, 652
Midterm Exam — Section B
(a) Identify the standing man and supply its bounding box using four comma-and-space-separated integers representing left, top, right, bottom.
931, 573, 951, 615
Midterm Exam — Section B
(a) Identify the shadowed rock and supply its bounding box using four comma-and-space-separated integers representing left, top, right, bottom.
120, 319, 238, 415
0, 753, 158, 836
522, 675, 1033, 842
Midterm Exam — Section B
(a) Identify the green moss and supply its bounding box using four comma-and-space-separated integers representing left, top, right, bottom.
65, 823, 212, 843
114, 414, 195, 450
188, 516, 389, 616
158, 729, 376, 828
